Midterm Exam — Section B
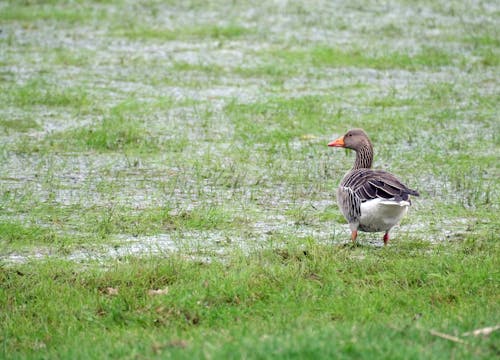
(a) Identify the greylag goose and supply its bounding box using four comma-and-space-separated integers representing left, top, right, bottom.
328, 129, 419, 245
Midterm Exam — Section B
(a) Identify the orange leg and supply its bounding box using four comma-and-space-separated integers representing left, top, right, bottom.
383, 232, 389, 245
351, 230, 358, 243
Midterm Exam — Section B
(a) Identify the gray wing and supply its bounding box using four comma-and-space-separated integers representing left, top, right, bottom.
342, 169, 419, 202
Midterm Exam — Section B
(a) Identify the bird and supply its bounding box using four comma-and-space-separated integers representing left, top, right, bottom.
328, 128, 419, 245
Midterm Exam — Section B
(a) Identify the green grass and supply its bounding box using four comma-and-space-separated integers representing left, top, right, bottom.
11, 97, 186, 153
265, 45, 459, 71
225, 95, 338, 144
116, 23, 253, 41
0, 117, 40, 133
5, 80, 91, 109
0, 0, 499, 358
1, 239, 498, 358
0, 222, 58, 247
71, 113, 153, 152
0, 0, 109, 23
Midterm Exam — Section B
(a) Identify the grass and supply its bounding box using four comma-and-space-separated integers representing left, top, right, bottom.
0, 116, 40, 133
116, 23, 253, 41
4, 79, 91, 109
0, 0, 499, 358
225, 95, 339, 144
1, 239, 498, 358
264, 45, 459, 71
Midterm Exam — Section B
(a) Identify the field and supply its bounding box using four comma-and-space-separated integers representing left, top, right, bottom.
0, 0, 499, 358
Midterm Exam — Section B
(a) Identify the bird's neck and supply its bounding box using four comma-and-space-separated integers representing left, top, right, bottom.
353, 142, 373, 170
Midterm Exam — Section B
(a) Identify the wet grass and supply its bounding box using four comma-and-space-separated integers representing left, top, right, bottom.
0, 0, 499, 358
0, 116, 40, 133
0, 4, 95, 24
226, 95, 339, 144
117, 23, 253, 41
1, 239, 498, 358
6, 80, 91, 109
264, 45, 460, 71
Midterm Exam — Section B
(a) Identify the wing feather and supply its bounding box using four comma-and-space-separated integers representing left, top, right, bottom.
341, 169, 419, 203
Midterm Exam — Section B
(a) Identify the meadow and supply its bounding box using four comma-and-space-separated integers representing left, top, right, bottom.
0, 0, 499, 358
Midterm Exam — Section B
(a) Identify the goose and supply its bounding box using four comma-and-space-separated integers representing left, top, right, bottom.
328, 128, 419, 245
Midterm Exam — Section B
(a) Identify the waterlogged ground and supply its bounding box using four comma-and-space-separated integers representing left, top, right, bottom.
0, 0, 499, 262
1, 1, 500, 359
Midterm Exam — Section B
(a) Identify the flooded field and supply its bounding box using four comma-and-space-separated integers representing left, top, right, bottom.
1, 1, 499, 359
1, 0, 499, 262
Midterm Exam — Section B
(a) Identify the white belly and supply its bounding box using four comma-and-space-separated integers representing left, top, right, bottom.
358, 198, 410, 232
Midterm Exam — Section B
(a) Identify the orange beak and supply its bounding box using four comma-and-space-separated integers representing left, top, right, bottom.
328, 136, 345, 147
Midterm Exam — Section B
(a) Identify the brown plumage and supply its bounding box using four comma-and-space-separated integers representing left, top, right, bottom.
328, 128, 419, 245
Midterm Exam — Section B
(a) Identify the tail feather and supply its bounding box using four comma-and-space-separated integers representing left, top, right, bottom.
408, 188, 419, 197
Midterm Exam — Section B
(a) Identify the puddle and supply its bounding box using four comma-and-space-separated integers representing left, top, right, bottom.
3, 214, 466, 265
